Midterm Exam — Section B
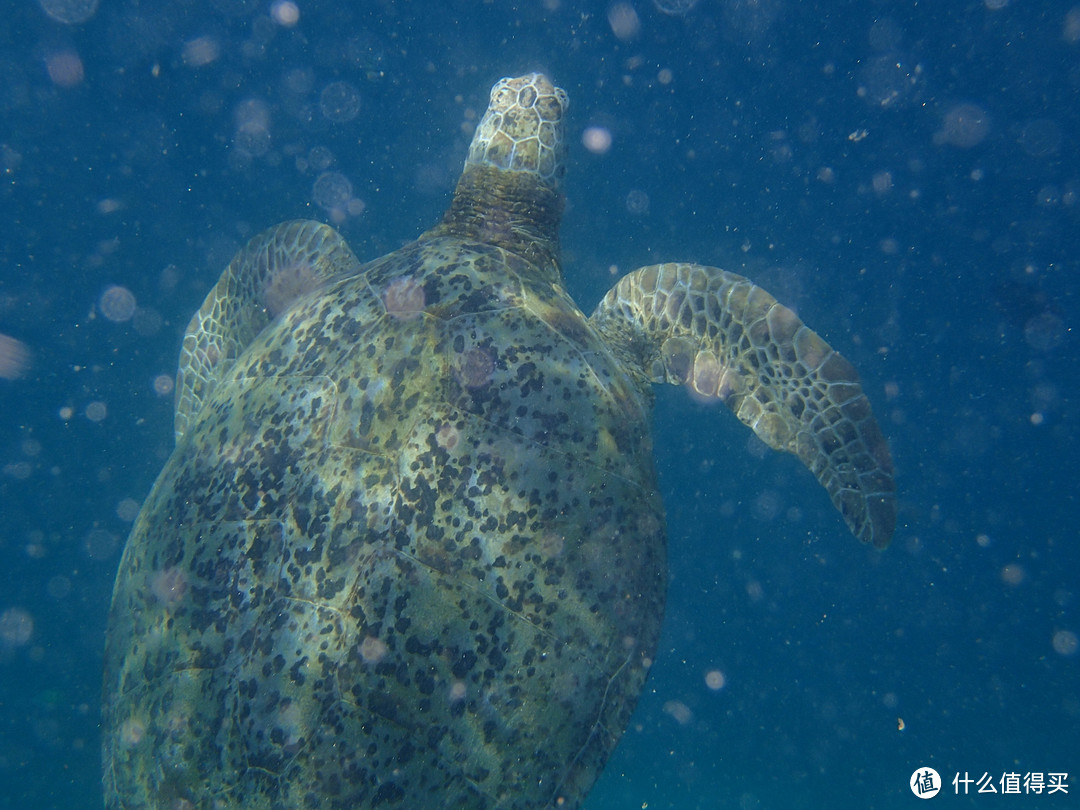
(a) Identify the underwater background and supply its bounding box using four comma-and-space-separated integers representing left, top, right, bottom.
1, 0, 1077, 807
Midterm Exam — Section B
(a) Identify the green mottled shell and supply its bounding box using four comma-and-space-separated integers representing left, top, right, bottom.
103, 71, 896, 810
102, 233, 666, 809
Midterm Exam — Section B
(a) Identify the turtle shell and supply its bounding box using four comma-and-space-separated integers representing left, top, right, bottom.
101, 230, 667, 809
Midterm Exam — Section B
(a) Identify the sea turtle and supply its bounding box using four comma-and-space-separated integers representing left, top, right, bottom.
102, 73, 895, 810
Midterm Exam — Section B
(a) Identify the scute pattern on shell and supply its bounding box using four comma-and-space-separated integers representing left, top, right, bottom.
102, 229, 666, 810
104, 71, 895, 810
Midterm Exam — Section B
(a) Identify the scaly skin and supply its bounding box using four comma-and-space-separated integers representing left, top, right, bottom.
103, 73, 894, 810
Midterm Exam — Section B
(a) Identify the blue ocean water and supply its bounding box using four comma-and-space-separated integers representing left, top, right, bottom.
1, 1, 1077, 808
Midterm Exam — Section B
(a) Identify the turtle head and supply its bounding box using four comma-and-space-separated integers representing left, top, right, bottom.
465, 73, 569, 190
424, 73, 568, 282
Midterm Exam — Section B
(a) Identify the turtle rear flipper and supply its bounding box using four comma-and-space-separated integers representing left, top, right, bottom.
174, 220, 361, 441
590, 262, 896, 549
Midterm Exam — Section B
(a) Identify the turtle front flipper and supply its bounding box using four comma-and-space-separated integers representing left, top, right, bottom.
590, 262, 896, 548
174, 220, 361, 441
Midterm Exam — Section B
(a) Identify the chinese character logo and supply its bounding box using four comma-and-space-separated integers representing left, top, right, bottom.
911, 767, 942, 799
951, 770, 1070, 795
